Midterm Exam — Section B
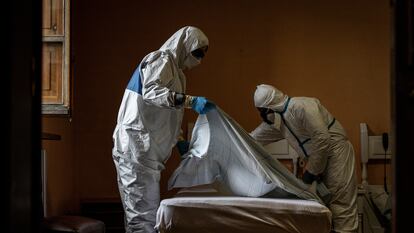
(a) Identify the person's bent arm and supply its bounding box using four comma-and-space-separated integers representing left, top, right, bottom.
250, 122, 284, 146
141, 55, 181, 108
302, 107, 331, 178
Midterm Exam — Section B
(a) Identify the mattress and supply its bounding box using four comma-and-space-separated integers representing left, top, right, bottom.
155, 185, 332, 233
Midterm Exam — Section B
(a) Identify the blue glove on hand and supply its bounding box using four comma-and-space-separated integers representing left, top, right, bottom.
176, 140, 190, 157
192, 97, 215, 114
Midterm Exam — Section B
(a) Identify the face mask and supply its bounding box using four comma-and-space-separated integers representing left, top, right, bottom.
266, 112, 275, 123
272, 113, 282, 130
259, 108, 282, 129
183, 54, 201, 70
259, 108, 274, 125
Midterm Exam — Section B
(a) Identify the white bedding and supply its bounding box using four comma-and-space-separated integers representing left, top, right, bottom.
169, 108, 323, 203
155, 185, 332, 233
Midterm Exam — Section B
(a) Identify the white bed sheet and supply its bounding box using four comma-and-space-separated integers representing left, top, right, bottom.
156, 185, 332, 233
169, 108, 323, 203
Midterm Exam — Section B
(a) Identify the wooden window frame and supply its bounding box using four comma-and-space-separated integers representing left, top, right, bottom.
41, 0, 70, 115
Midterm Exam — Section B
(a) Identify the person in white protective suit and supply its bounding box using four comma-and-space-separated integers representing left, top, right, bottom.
112, 26, 215, 233
250, 84, 358, 233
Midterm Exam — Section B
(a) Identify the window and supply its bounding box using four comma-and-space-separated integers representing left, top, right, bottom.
42, 0, 70, 114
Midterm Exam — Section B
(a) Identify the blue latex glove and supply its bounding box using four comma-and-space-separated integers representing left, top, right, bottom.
176, 140, 190, 157
192, 97, 215, 114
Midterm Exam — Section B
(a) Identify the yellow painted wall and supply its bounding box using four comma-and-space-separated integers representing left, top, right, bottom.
42, 0, 391, 215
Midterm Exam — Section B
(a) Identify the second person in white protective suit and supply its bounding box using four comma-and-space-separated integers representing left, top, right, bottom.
112, 26, 215, 233
250, 84, 358, 233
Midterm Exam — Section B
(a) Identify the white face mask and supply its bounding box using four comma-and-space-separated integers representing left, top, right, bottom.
183, 54, 201, 70
268, 113, 282, 130
266, 112, 275, 123
273, 113, 282, 130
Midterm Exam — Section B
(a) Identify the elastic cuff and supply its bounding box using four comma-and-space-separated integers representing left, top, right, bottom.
184, 95, 194, 108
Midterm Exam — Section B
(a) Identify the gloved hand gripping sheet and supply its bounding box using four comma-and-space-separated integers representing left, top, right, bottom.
168, 107, 326, 204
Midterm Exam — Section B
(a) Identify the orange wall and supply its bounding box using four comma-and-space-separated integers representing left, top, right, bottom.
42, 0, 391, 215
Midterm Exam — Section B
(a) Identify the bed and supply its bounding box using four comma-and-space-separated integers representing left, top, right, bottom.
156, 109, 332, 233
156, 183, 332, 233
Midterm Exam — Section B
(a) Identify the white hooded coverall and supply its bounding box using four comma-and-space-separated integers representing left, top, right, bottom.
112, 26, 208, 233
251, 84, 358, 233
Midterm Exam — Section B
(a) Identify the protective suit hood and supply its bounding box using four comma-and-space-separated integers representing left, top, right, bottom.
159, 26, 209, 70
254, 84, 289, 112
